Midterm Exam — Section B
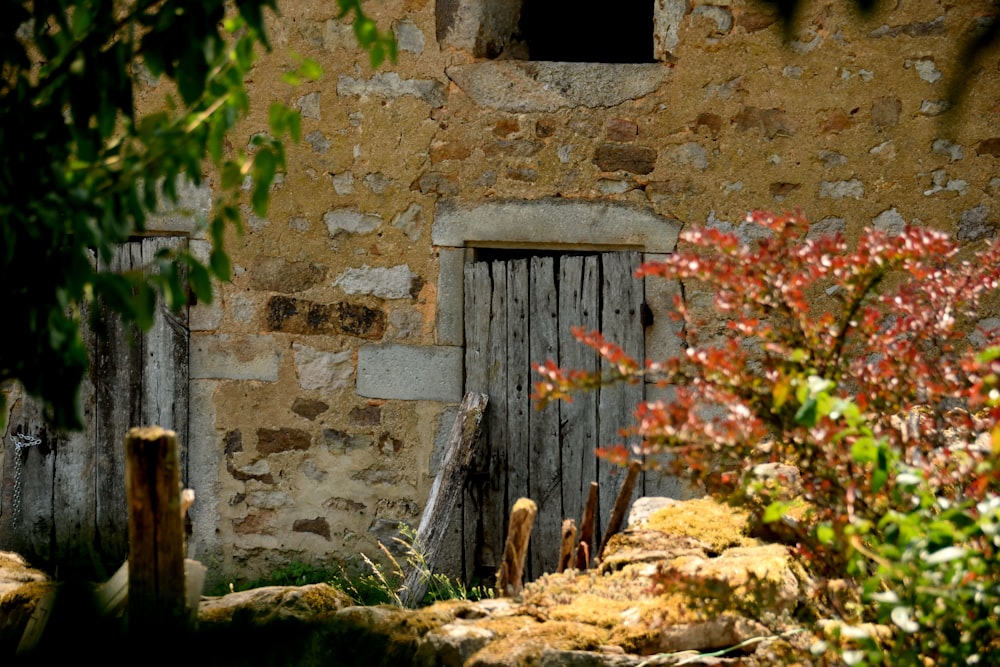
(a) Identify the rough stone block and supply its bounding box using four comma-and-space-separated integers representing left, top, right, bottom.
257, 428, 312, 454
594, 143, 658, 174
145, 175, 212, 235
445, 62, 668, 113
732, 106, 794, 139
249, 256, 327, 294
293, 517, 331, 540
436, 0, 522, 58
356, 344, 463, 401
337, 73, 446, 107
871, 97, 901, 128
190, 334, 280, 381
293, 343, 353, 393
334, 264, 421, 299
654, 0, 687, 56
265, 296, 386, 340
436, 248, 466, 346
819, 179, 865, 200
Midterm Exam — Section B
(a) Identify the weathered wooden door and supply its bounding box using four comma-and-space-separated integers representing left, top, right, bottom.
0, 236, 189, 578
463, 251, 646, 582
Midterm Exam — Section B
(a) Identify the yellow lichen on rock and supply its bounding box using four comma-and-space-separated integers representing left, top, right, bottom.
643, 496, 756, 552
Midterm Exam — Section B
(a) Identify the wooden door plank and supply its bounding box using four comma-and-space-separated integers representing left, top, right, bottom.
558, 255, 600, 548
528, 256, 560, 577
476, 261, 509, 579
596, 252, 644, 547
461, 261, 491, 583
139, 237, 190, 481
505, 259, 531, 574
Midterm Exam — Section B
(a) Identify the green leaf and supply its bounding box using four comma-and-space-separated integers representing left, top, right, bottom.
300, 58, 323, 81
187, 259, 213, 304
133, 281, 157, 331
221, 161, 243, 190
763, 501, 790, 524
268, 103, 286, 135
287, 112, 301, 143
251, 148, 277, 217
369, 43, 385, 69
209, 247, 232, 281
354, 18, 377, 46
794, 398, 817, 426
851, 437, 879, 464
816, 523, 835, 545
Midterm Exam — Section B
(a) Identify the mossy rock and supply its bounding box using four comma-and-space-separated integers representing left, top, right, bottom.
641, 497, 756, 553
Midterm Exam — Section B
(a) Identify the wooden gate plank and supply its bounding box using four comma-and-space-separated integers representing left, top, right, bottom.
0, 238, 189, 576
596, 252, 644, 547
1, 393, 54, 563
52, 321, 97, 572
528, 256, 560, 577
558, 256, 600, 547
505, 260, 531, 575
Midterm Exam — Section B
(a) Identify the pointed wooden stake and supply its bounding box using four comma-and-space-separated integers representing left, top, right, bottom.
557, 519, 577, 572
575, 482, 599, 570
597, 460, 642, 560
495, 498, 537, 597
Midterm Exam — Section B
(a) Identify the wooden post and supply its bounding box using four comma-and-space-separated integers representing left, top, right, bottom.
557, 519, 577, 572
575, 482, 599, 570
495, 498, 537, 598
399, 392, 488, 608
597, 460, 642, 560
124, 426, 186, 636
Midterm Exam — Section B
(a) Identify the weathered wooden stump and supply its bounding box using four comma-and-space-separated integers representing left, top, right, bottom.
124, 426, 186, 635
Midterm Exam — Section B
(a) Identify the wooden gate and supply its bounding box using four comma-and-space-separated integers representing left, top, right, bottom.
463, 250, 648, 581
0, 237, 189, 578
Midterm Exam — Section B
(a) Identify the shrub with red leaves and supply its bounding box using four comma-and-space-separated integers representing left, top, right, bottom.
535, 211, 1000, 665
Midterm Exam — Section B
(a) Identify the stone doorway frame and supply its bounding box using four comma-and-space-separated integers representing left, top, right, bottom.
432, 197, 681, 353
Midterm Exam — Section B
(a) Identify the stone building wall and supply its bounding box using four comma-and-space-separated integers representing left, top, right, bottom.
143, 0, 1000, 585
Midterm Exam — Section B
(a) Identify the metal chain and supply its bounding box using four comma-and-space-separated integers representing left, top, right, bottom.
10, 432, 41, 527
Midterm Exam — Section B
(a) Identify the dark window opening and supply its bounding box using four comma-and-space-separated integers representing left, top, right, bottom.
518, 0, 655, 63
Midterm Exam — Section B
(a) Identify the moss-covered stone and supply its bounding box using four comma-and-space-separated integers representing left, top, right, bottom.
642, 497, 756, 553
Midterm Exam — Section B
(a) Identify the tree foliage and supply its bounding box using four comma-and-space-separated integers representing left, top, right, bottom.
0, 0, 394, 429
536, 212, 1000, 664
